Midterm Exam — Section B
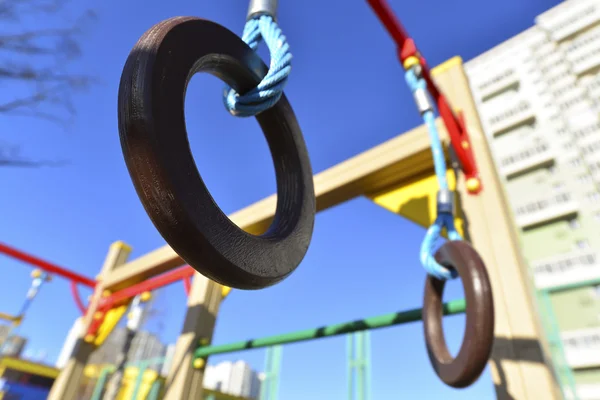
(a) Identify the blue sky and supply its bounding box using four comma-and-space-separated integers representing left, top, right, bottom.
0, 0, 561, 398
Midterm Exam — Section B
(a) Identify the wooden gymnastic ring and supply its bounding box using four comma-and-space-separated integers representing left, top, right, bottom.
118, 17, 315, 290
422, 241, 494, 388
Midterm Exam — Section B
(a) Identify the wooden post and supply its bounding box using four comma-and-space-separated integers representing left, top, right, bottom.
432, 58, 562, 400
47, 241, 132, 400
163, 273, 223, 399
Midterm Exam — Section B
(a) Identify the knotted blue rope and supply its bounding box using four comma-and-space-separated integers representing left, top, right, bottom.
405, 68, 462, 281
224, 15, 292, 117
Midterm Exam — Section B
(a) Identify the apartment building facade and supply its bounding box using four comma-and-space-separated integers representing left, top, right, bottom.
204, 360, 262, 399
464, 0, 600, 398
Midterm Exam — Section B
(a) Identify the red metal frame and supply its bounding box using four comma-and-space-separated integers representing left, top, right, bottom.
0, 242, 96, 315
97, 265, 195, 309
366, 0, 482, 194
70, 281, 88, 315
87, 265, 195, 337
183, 276, 192, 296
0, 242, 97, 287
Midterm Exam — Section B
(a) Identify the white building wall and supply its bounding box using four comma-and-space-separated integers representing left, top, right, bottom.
203, 360, 262, 399
55, 317, 82, 369
464, 0, 600, 290
464, 0, 600, 396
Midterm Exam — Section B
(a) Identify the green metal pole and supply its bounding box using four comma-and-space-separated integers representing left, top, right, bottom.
357, 333, 365, 400
348, 332, 371, 400
195, 299, 466, 358
270, 345, 282, 399
130, 360, 150, 400
90, 367, 113, 400
147, 380, 162, 400
259, 347, 272, 400
365, 331, 371, 400
347, 334, 354, 400
539, 291, 579, 400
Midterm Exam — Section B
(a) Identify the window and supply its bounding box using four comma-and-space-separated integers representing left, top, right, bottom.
489, 101, 531, 125
578, 174, 593, 184
566, 24, 600, 53
587, 192, 600, 203
514, 192, 572, 217
572, 122, 600, 140
560, 95, 587, 112
478, 69, 515, 91
500, 143, 549, 167
563, 332, 600, 350
582, 140, 600, 155
532, 251, 596, 275
549, 5, 597, 34
569, 219, 580, 229
553, 182, 566, 192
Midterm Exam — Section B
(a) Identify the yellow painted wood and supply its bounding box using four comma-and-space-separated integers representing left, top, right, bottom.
0, 357, 59, 379
368, 170, 465, 238
93, 303, 129, 346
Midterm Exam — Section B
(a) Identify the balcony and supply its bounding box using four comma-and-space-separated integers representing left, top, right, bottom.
562, 327, 600, 369
531, 250, 600, 290
514, 192, 579, 229
488, 100, 536, 136
476, 68, 519, 100
572, 45, 600, 76
574, 383, 600, 400
499, 142, 555, 178
536, 1, 600, 42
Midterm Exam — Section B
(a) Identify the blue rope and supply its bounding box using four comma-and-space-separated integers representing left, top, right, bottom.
224, 15, 292, 117
404, 69, 462, 281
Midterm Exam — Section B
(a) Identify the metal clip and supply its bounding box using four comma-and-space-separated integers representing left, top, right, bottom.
413, 87, 434, 115
247, 0, 278, 21
436, 189, 455, 215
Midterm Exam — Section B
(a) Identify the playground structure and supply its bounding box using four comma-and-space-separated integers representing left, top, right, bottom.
0, 0, 579, 398
33, 57, 561, 399
0, 268, 53, 356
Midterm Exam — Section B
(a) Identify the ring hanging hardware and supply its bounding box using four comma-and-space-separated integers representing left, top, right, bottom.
247, 0, 278, 21
422, 241, 495, 388
405, 65, 462, 281
224, 0, 292, 117
118, 17, 315, 290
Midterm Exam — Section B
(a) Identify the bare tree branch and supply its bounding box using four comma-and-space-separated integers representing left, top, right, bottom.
0, 0, 96, 166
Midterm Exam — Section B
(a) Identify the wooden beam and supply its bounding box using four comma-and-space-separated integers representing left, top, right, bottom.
47, 241, 132, 400
163, 273, 223, 399
102, 124, 438, 291
430, 57, 561, 400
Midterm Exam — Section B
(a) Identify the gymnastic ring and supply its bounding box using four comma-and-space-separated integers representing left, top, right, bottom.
422, 241, 494, 388
118, 17, 315, 290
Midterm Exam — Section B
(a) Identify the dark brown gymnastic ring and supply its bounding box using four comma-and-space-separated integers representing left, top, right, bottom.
118, 17, 315, 290
422, 241, 495, 388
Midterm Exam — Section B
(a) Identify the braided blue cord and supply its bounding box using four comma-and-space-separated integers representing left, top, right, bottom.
405, 69, 462, 281
224, 15, 292, 117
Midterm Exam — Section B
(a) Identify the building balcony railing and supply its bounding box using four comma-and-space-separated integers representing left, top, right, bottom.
562, 327, 600, 369
499, 142, 555, 178
476, 68, 519, 100
531, 250, 600, 290
537, 1, 600, 42
514, 192, 579, 229
489, 100, 536, 136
